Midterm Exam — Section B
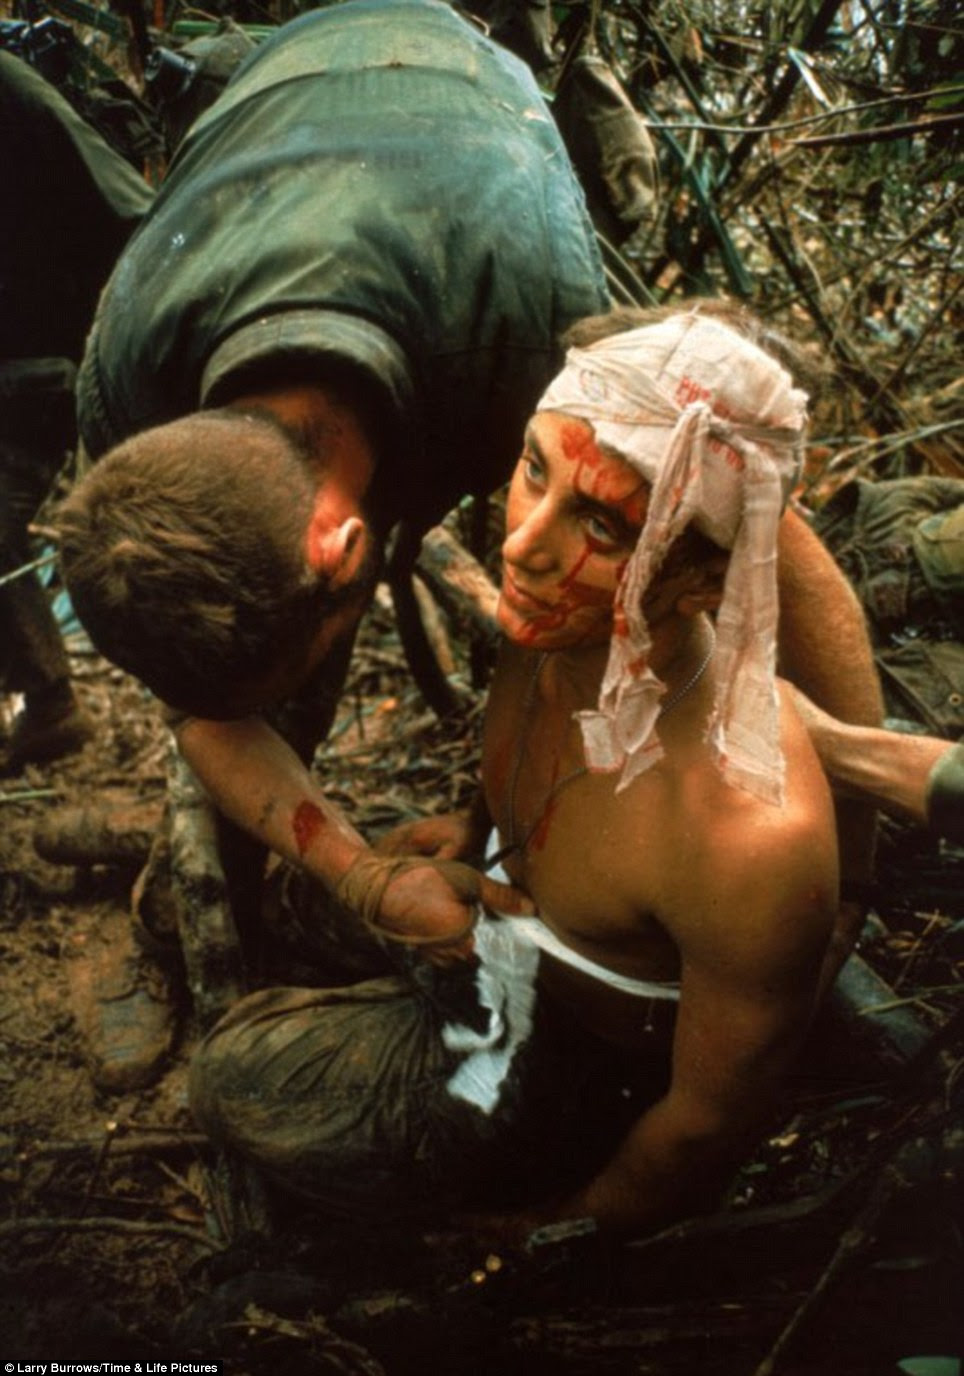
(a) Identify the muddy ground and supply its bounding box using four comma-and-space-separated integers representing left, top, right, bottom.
1, 593, 962, 1376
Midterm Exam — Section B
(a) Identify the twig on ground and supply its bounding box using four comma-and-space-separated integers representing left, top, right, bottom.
19, 1131, 209, 1160
0, 1214, 221, 1252
0, 789, 60, 805
752, 1132, 946, 1376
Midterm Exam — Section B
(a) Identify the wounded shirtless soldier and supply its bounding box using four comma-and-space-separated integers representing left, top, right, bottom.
189, 307, 840, 1242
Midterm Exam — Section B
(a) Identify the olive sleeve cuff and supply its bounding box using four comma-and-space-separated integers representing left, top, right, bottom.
925, 739, 964, 844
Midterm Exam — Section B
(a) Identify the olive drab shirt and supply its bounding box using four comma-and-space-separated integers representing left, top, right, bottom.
78, 0, 608, 534
0, 50, 152, 362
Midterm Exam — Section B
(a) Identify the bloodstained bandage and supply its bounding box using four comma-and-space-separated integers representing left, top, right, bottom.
537, 312, 807, 803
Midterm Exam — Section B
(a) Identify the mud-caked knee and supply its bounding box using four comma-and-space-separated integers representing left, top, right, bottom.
187, 977, 469, 1216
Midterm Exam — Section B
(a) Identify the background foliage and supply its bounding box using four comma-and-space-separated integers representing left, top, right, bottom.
553, 0, 963, 488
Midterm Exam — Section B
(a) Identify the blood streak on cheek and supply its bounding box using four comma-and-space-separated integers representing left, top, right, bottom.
558, 543, 613, 609
558, 543, 592, 592
292, 800, 326, 857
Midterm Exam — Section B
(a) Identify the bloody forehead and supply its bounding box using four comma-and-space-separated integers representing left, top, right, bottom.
530, 416, 647, 507
551, 417, 649, 529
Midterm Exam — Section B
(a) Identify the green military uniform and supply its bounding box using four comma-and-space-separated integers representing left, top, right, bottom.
927, 741, 964, 844
0, 52, 150, 739
78, 0, 608, 537
814, 476, 964, 739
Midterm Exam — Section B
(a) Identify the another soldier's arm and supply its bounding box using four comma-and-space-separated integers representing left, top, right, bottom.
176, 716, 527, 956
793, 690, 964, 842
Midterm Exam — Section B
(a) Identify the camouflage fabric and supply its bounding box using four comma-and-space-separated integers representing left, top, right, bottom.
927, 741, 964, 844
813, 477, 964, 739
553, 52, 659, 246
813, 477, 963, 639
913, 502, 964, 618
874, 639, 964, 740
189, 969, 664, 1221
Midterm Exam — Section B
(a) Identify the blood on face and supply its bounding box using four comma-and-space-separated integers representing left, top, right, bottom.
499, 414, 646, 650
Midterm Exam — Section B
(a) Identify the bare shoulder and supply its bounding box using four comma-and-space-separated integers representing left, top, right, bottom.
656, 684, 839, 984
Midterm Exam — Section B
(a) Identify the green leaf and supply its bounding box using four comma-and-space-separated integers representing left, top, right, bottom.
897, 1359, 962, 1376
926, 84, 964, 112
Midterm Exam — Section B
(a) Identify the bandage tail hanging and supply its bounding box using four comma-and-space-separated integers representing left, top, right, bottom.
536, 311, 808, 805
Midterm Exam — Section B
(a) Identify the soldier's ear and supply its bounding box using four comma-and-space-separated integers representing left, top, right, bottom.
305, 511, 367, 591
676, 554, 728, 616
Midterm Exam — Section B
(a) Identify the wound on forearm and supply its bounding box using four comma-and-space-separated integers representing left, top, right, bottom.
293, 800, 327, 857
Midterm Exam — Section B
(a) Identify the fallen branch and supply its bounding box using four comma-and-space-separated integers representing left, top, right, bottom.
791, 111, 964, 148
644, 83, 964, 137
19, 1131, 209, 1160
33, 799, 162, 868
416, 526, 500, 642
167, 745, 246, 1027
0, 1214, 221, 1251
0, 789, 59, 805
828, 952, 933, 1067
752, 1122, 964, 1375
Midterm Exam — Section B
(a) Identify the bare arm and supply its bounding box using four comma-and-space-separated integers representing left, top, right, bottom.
792, 689, 953, 826
776, 507, 883, 727
175, 716, 527, 954
547, 816, 837, 1237
776, 509, 882, 953
177, 715, 365, 878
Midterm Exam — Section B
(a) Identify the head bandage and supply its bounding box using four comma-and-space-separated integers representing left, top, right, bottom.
536, 312, 808, 805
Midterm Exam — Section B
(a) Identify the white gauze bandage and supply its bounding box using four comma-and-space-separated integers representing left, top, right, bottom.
536, 312, 808, 805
